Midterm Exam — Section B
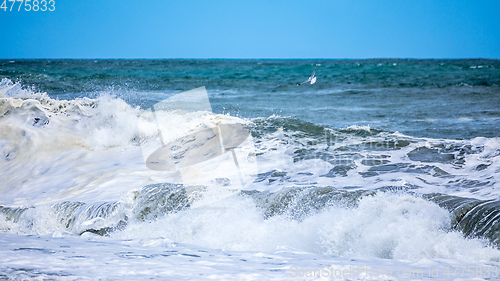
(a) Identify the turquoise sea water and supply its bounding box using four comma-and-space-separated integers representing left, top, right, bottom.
2, 59, 499, 138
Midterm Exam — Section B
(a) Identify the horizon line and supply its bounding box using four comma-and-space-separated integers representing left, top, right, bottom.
1, 57, 499, 60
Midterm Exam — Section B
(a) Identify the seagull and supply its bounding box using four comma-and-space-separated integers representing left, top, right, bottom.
297, 64, 319, 86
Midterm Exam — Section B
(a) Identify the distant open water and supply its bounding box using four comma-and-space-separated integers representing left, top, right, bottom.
2, 59, 499, 139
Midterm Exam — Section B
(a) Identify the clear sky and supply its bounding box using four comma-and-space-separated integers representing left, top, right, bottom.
1, 0, 499, 59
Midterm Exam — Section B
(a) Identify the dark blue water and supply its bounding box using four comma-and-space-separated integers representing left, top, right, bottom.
1, 59, 499, 139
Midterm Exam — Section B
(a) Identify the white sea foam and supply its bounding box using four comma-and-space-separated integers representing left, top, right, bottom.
0, 79, 253, 206
110, 192, 500, 262
1, 231, 495, 280
2, 192, 499, 280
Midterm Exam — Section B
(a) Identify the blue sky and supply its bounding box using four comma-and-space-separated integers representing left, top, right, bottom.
1, 0, 499, 58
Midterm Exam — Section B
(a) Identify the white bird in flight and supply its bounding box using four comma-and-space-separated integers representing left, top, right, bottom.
297, 64, 319, 86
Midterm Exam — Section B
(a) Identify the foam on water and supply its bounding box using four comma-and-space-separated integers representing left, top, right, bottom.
1, 189, 500, 280
3, 232, 496, 280
0, 79, 250, 206
249, 115, 500, 200
1, 79, 146, 206
110, 191, 500, 262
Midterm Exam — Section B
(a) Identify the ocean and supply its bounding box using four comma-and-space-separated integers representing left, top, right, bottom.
0, 59, 499, 280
